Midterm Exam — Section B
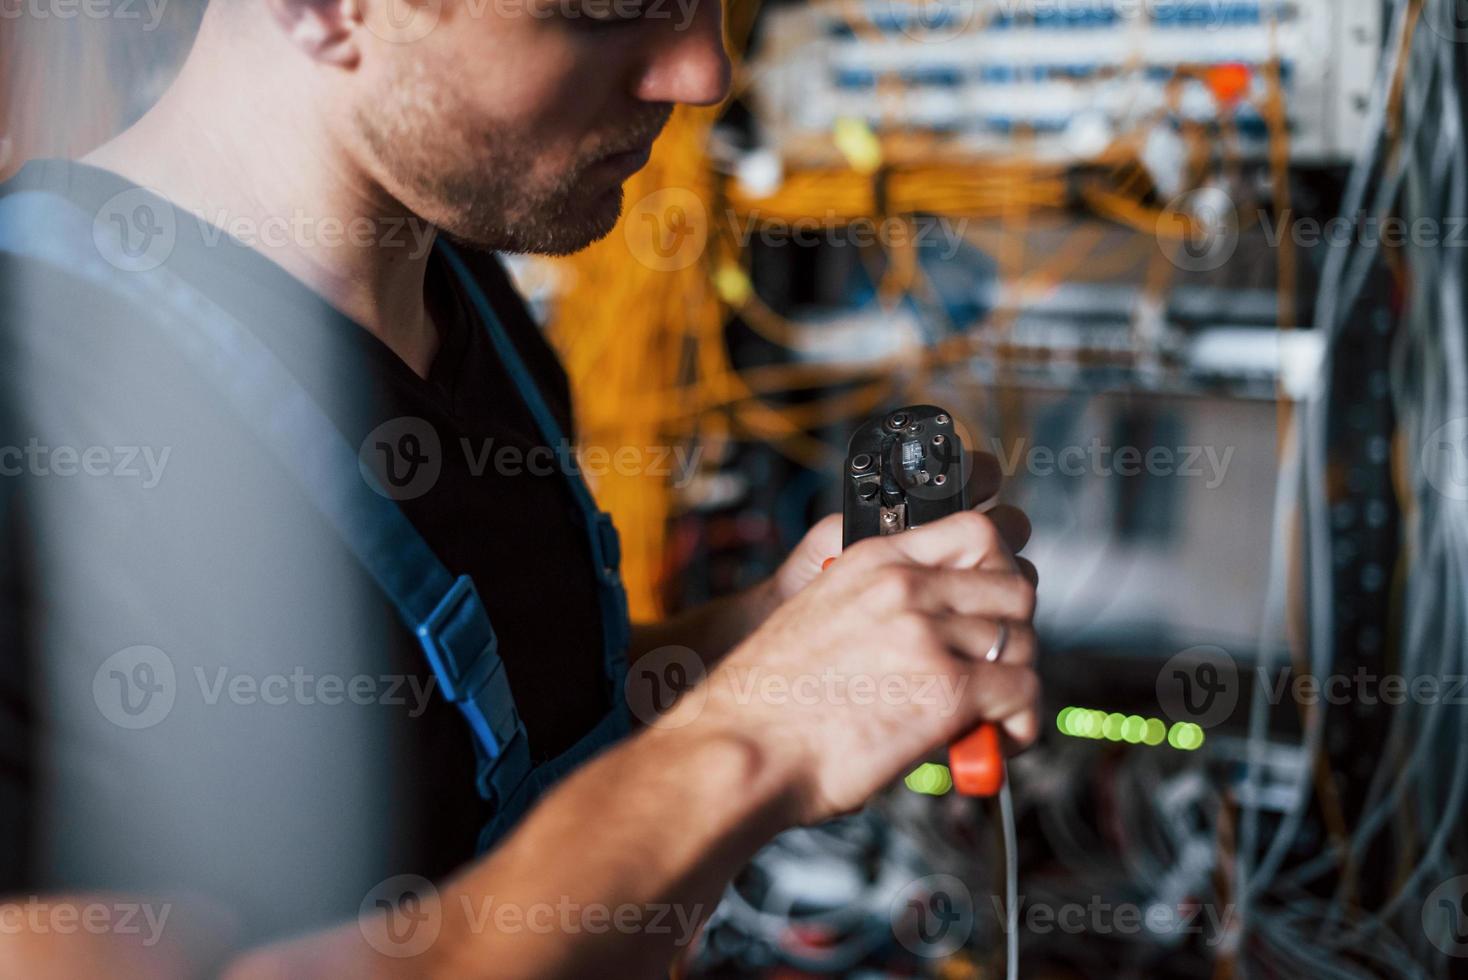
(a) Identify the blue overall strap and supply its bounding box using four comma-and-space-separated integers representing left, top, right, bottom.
437, 242, 632, 721
0, 190, 534, 817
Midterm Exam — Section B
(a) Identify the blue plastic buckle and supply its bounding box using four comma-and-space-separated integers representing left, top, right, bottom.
416, 575, 522, 760
592, 512, 623, 585
473, 728, 533, 813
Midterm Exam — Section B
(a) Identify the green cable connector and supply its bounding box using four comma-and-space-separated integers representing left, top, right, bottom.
904, 762, 954, 796
1167, 721, 1206, 751
1057, 706, 1207, 751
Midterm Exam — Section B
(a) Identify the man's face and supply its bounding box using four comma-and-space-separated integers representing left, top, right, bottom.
349, 0, 729, 255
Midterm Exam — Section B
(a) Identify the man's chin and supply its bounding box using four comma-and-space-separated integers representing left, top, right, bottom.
442, 185, 625, 258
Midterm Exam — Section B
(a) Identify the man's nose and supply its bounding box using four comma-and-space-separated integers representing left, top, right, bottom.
632, 4, 733, 108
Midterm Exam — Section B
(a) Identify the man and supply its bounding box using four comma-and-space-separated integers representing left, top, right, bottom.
0, 0, 1041, 976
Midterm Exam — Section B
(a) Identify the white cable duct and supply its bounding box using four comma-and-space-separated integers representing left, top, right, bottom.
1234, 398, 1303, 918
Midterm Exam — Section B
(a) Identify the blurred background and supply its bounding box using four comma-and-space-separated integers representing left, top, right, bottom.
7, 0, 1468, 976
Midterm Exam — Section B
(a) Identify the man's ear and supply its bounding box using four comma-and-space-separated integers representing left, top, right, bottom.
261, 0, 363, 67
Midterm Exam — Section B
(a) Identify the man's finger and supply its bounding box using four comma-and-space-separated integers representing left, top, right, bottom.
998, 704, 1041, 753
966, 451, 1003, 506
982, 503, 1032, 555
798, 513, 842, 560
883, 568, 1034, 621
1016, 557, 1039, 588
962, 662, 1040, 749
935, 618, 1037, 667
859, 511, 1013, 571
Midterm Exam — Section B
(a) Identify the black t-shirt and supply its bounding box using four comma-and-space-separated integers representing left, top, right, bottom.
0, 160, 614, 942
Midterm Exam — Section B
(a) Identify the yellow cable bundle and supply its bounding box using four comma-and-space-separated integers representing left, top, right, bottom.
545, 103, 724, 620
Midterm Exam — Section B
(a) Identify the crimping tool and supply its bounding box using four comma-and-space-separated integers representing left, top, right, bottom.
834, 405, 1005, 798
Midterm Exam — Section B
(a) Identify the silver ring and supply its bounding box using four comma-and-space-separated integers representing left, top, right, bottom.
985, 623, 1009, 663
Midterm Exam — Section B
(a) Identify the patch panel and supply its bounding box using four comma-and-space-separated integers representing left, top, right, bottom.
747, 0, 1379, 166
828, 0, 1289, 36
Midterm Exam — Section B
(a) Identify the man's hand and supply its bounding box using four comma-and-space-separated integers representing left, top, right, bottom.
772, 450, 1036, 606
634, 451, 1037, 675
665, 508, 1040, 827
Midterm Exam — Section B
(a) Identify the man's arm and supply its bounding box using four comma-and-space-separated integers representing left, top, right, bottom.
250, 508, 1040, 980
225, 715, 803, 980
0, 723, 795, 980
4, 510, 1040, 980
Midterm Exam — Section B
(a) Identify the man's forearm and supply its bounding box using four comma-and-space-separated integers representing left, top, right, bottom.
629, 578, 782, 670
431, 715, 800, 979
0, 894, 238, 980
630, 514, 842, 670
223, 712, 802, 980
5, 718, 800, 980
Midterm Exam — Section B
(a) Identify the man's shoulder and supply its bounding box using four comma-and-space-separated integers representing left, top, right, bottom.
0, 160, 166, 331
0, 221, 193, 397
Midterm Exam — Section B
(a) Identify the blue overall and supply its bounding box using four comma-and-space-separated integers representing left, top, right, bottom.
0, 189, 633, 854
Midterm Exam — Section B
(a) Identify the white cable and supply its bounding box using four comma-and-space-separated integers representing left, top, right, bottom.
1240, 0, 1416, 909
998, 774, 1018, 980
1256, 0, 1468, 967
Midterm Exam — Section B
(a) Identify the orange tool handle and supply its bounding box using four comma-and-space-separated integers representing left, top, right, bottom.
949, 723, 1004, 797
821, 557, 1005, 797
